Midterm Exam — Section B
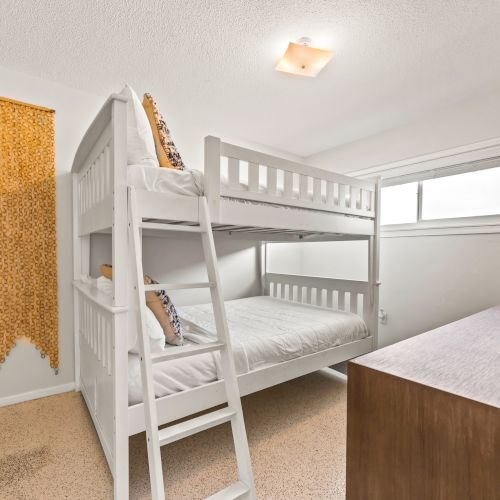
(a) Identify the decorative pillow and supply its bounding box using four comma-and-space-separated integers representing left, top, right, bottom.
97, 276, 165, 353
119, 85, 159, 168
142, 93, 186, 170
101, 264, 183, 346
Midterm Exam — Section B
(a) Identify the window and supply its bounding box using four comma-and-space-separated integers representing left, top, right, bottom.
381, 165, 500, 226
380, 182, 418, 225
422, 167, 500, 220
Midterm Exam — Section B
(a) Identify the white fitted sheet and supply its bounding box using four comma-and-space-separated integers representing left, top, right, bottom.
128, 296, 368, 404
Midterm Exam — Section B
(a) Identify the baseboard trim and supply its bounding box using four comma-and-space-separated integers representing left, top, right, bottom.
0, 382, 76, 408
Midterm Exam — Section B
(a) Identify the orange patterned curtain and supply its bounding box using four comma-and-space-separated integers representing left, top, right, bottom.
0, 97, 59, 369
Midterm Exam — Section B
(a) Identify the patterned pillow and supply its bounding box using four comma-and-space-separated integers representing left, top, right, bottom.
101, 264, 183, 346
142, 93, 185, 170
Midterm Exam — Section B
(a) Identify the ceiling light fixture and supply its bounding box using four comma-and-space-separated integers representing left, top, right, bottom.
276, 37, 333, 77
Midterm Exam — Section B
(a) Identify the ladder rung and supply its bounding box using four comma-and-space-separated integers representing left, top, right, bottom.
206, 481, 250, 500
158, 407, 235, 446
144, 282, 214, 291
151, 341, 224, 363
140, 221, 203, 232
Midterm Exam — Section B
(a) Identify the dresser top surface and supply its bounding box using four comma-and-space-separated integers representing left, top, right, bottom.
352, 306, 500, 408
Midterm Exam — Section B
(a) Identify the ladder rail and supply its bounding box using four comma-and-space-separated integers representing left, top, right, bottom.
130, 189, 255, 500
129, 187, 166, 500
199, 197, 256, 499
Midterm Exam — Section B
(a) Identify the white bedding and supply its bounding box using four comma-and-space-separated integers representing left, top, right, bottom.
128, 296, 368, 404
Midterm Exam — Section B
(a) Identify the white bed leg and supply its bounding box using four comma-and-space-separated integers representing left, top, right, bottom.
113, 311, 130, 500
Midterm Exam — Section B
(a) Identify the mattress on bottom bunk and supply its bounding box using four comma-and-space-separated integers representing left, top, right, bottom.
128, 296, 368, 404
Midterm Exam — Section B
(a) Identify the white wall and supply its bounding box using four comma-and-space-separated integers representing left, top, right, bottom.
378, 233, 500, 347
0, 66, 101, 403
270, 235, 500, 349
287, 89, 500, 348
267, 241, 368, 281
90, 233, 261, 307
306, 88, 500, 174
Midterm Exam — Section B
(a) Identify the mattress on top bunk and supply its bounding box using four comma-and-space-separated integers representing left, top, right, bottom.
127, 164, 331, 204
128, 295, 368, 404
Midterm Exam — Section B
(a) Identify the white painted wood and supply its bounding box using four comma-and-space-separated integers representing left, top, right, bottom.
0, 382, 76, 408
313, 178, 322, 204
79, 196, 113, 235
144, 282, 214, 291
158, 408, 235, 446
136, 189, 199, 222
140, 222, 202, 232
206, 481, 249, 500
71, 99, 381, 499
284, 171, 294, 198
259, 242, 267, 295
299, 174, 308, 200
72, 94, 127, 174
228, 157, 240, 190
72, 173, 82, 388
205, 136, 222, 217
217, 198, 374, 236
326, 182, 334, 206
112, 308, 130, 500
247, 162, 259, 193
128, 337, 374, 435
267, 166, 277, 196
219, 185, 373, 216
73, 280, 127, 313
199, 197, 256, 499
368, 178, 381, 347
151, 341, 224, 363
111, 98, 128, 308
130, 187, 165, 500
220, 141, 375, 190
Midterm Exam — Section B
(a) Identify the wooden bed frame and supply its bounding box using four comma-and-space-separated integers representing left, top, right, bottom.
71, 94, 381, 499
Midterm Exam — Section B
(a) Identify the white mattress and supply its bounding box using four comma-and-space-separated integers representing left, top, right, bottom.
128, 296, 368, 404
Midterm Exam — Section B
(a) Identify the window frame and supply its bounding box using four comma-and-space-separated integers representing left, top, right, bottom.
381, 176, 500, 236
345, 137, 500, 238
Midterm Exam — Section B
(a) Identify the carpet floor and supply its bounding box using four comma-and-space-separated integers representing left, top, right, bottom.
0, 370, 347, 499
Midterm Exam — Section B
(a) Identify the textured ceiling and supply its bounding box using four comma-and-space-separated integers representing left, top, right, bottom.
2, 0, 500, 160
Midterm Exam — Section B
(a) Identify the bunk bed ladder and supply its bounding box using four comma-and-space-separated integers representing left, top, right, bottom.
129, 188, 255, 500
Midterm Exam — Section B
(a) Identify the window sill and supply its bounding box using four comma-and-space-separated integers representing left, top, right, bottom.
381, 215, 500, 237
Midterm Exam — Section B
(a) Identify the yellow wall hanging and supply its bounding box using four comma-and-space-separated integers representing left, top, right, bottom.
0, 97, 59, 370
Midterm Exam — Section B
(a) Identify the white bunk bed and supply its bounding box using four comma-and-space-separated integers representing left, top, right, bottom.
72, 94, 381, 499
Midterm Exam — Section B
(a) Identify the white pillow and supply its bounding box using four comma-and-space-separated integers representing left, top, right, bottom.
130, 307, 165, 355
119, 85, 159, 168
96, 277, 165, 354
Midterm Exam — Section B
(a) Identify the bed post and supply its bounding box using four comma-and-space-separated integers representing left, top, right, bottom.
204, 136, 221, 219
368, 178, 381, 349
110, 97, 129, 500
260, 242, 267, 295
111, 98, 128, 307
72, 174, 90, 388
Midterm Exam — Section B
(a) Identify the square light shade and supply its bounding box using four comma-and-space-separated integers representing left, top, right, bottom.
276, 42, 333, 77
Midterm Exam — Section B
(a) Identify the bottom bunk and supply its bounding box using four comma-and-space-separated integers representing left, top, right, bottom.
128, 294, 369, 405
74, 272, 376, 495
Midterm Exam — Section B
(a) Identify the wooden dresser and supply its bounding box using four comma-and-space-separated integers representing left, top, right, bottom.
346, 306, 500, 500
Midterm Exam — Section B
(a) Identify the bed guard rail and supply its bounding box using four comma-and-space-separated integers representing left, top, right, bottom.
265, 272, 373, 332
205, 136, 376, 219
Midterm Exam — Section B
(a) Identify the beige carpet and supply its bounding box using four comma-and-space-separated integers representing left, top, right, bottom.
0, 370, 347, 499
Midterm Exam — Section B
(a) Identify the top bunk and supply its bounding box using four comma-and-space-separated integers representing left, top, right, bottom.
72, 94, 380, 241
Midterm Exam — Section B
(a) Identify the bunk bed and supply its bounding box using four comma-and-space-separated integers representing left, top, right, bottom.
72, 94, 381, 499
